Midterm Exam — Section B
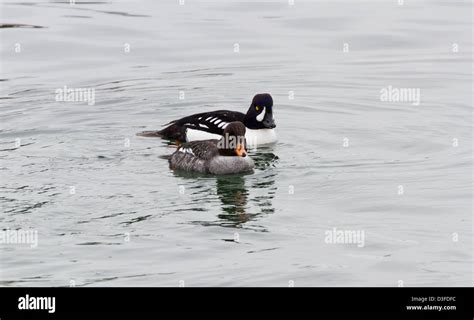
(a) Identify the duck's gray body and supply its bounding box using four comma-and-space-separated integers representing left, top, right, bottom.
169, 140, 254, 175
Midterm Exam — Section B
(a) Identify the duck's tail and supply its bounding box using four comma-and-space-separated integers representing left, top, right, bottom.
136, 130, 165, 137
136, 121, 187, 141
158, 154, 172, 161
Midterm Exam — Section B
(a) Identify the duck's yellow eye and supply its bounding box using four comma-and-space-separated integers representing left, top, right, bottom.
255, 106, 260, 111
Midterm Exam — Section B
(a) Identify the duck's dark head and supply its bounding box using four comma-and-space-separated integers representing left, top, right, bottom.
217, 121, 247, 157
243, 93, 276, 129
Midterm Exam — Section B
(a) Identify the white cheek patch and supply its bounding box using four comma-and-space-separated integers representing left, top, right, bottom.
256, 107, 266, 122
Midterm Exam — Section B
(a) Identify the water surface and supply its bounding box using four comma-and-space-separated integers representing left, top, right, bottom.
0, 0, 472, 286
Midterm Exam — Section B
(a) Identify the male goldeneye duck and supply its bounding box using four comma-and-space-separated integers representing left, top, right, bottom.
138, 93, 276, 147
169, 122, 254, 175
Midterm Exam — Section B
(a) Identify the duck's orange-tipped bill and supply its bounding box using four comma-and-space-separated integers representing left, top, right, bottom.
235, 143, 247, 157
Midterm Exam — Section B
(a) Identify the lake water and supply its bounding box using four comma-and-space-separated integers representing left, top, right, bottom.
0, 0, 472, 286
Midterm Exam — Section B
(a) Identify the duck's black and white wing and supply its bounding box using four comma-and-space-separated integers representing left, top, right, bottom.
149, 110, 245, 141
181, 110, 244, 134
169, 140, 219, 173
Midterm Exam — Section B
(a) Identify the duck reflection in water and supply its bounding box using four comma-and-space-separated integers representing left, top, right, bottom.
170, 149, 278, 229
215, 174, 251, 226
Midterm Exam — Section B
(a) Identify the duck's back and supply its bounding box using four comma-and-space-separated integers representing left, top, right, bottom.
169, 140, 218, 173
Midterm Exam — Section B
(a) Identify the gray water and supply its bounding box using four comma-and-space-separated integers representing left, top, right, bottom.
0, 0, 472, 286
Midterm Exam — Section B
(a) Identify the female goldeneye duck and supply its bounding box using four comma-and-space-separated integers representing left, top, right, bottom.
169, 122, 255, 175
138, 93, 276, 147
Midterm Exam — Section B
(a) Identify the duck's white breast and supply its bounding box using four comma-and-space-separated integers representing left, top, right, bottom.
245, 129, 277, 147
